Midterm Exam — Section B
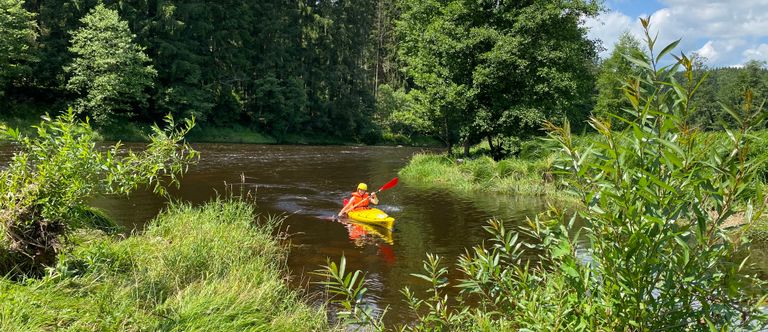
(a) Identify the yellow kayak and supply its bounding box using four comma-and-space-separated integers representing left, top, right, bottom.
347, 208, 395, 230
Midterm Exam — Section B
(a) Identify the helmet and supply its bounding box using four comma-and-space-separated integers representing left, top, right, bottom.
357, 183, 368, 191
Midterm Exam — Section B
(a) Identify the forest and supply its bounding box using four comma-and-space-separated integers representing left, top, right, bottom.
1, 0, 767, 151
0, 0, 768, 148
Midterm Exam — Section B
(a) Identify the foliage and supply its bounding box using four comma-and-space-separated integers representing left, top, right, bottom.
325, 21, 768, 331
398, 153, 566, 201
0, 0, 37, 95
540, 19, 767, 329
0, 201, 331, 331
396, 0, 600, 158
375, 84, 439, 145
313, 256, 386, 330
0, 108, 197, 275
65, 4, 156, 126
690, 59, 768, 130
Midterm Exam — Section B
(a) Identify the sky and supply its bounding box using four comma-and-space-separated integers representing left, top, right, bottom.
584, 0, 768, 67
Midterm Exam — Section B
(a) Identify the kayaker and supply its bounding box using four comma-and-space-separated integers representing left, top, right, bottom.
338, 183, 378, 217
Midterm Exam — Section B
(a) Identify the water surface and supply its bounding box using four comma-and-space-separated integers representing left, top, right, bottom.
87, 143, 547, 323
7, 143, 761, 325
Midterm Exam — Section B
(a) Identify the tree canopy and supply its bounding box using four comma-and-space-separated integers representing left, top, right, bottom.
65, 4, 156, 125
0, 0, 37, 95
396, 0, 601, 158
1, 0, 767, 145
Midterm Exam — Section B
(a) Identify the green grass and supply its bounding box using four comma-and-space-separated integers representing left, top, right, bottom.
398, 153, 575, 203
0, 201, 331, 331
185, 125, 278, 144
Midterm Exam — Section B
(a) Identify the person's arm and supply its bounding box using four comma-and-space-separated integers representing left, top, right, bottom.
370, 192, 379, 205
338, 197, 355, 216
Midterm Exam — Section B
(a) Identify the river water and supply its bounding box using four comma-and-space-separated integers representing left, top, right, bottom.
68, 143, 546, 324
3, 143, 763, 325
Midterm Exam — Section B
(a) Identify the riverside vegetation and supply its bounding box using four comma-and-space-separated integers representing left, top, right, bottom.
0, 201, 330, 331
0, 112, 332, 330
0, 109, 197, 276
317, 22, 768, 330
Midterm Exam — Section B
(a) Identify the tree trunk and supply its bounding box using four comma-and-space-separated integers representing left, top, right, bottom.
487, 135, 496, 159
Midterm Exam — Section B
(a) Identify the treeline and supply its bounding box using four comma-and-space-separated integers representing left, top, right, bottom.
2, 0, 767, 150
595, 32, 768, 131
2, 0, 399, 142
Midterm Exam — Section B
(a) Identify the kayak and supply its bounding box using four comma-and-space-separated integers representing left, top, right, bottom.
347, 208, 395, 230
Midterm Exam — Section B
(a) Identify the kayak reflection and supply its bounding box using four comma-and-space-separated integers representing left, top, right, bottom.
342, 220, 394, 246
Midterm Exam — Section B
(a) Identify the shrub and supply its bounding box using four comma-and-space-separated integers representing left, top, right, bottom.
0, 109, 196, 276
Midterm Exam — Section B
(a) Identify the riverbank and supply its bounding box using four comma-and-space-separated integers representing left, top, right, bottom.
398, 152, 577, 204
0, 201, 330, 331
0, 111, 442, 147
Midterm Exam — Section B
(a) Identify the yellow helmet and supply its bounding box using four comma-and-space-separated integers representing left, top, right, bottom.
357, 183, 368, 191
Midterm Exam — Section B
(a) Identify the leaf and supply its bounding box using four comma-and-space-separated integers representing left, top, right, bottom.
623, 52, 653, 71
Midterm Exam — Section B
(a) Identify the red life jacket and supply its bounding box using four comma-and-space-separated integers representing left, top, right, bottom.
349, 191, 370, 210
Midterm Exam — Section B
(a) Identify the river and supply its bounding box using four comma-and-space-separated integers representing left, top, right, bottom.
85, 143, 547, 324
3, 142, 764, 326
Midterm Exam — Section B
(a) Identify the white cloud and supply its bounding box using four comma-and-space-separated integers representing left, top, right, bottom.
586, 0, 768, 67
696, 41, 719, 62
583, 11, 635, 58
743, 44, 768, 62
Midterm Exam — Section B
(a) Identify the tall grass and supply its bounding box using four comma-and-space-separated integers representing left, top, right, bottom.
0, 200, 330, 331
398, 153, 573, 203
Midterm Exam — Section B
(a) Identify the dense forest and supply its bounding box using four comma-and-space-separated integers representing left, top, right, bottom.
1, 0, 767, 152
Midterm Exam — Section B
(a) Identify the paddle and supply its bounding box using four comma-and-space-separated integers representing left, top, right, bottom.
336, 177, 399, 219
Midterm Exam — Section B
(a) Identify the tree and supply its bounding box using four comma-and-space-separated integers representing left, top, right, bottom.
0, 0, 37, 96
593, 32, 642, 122
397, 0, 600, 159
65, 4, 156, 125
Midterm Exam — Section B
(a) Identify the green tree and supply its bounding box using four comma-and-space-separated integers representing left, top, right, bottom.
397, 0, 600, 159
0, 0, 37, 96
593, 32, 642, 122
65, 4, 156, 125
689, 60, 768, 130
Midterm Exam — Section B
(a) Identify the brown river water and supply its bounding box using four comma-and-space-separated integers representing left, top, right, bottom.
0, 143, 546, 324
2, 143, 764, 325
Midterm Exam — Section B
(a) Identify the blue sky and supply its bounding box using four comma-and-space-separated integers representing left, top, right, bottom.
585, 0, 768, 67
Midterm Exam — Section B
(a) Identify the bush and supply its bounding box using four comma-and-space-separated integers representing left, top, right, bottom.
0, 109, 197, 276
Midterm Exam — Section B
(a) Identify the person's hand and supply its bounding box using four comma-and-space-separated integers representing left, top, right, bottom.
371, 192, 377, 198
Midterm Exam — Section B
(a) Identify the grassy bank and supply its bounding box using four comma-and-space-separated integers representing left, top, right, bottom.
0, 201, 330, 331
398, 152, 575, 203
